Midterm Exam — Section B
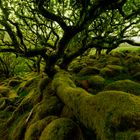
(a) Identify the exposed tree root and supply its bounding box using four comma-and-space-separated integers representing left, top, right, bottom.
52, 71, 140, 140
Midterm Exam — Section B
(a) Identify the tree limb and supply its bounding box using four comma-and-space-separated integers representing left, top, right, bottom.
36, 0, 68, 31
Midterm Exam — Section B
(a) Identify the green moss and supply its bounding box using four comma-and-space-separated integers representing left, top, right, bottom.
15, 76, 46, 111
6, 89, 40, 129
17, 75, 41, 96
0, 94, 2, 98
19, 90, 28, 97
132, 72, 140, 81
104, 79, 140, 95
12, 119, 26, 140
92, 91, 140, 140
100, 67, 114, 77
100, 65, 125, 78
16, 89, 39, 111
0, 97, 7, 110
38, 77, 50, 93
60, 105, 75, 119
9, 90, 17, 98
0, 121, 10, 139
107, 56, 122, 65
128, 64, 140, 75
30, 94, 63, 124
88, 75, 105, 89
25, 116, 58, 140
8, 79, 21, 87
39, 118, 84, 140
68, 61, 85, 73
0, 86, 10, 97
8, 113, 28, 140
78, 66, 100, 76
115, 131, 140, 140
125, 55, 140, 66
0, 97, 13, 110
106, 65, 124, 71
53, 71, 140, 140
52, 71, 76, 90
0, 110, 11, 122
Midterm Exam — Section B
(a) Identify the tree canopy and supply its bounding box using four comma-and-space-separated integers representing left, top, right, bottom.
0, 0, 140, 76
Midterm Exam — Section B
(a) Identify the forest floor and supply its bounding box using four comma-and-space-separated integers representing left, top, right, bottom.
0, 50, 140, 140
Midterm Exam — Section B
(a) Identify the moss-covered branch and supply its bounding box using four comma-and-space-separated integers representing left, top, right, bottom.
52, 71, 140, 140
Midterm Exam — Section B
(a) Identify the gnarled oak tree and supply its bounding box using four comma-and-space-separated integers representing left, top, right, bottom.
0, 0, 139, 77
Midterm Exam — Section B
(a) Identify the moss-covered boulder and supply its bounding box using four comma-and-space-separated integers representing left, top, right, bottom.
68, 63, 86, 73
132, 72, 140, 81
100, 65, 125, 77
25, 116, 58, 140
100, 67, 113, 77
78, 66, 100, 76
30, 95, 63, 124
93, 91, 140, 140
29, 80, 63, 124
39, 118, 84, 140
107, 56, 122, 65
128, 64, 140, 75
52, 71, 140, 140
88, 75, 105, 89
125, 55, 140, 66
104, 79, 140, 95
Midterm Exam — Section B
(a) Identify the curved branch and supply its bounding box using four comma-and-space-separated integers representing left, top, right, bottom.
36, 0, 68, 31
8, 20, 27, 52
0, 47, 49, 59
0, 20, 22, 53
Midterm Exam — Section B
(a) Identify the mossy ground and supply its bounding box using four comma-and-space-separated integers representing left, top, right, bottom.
0, 51, 140, 140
